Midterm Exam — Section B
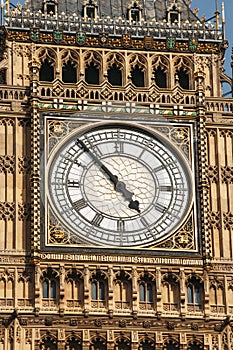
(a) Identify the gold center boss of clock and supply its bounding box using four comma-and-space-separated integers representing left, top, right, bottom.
47, 122, 193, 247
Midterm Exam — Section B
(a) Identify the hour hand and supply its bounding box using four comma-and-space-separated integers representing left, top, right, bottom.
115, 181, 140, 213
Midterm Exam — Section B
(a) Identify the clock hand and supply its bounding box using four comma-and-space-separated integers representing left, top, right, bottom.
76, 138, 140, 213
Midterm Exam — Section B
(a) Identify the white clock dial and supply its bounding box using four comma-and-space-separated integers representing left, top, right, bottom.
47, 123, 193, 247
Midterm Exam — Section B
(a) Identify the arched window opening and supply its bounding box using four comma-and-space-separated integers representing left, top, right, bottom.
66, 339, 81, 350
108, 64, 122, 86
91, 337, 107, 350
164, 340, 180, 350
0, 69, 6, 84
42, 280, 56, 299
154, 67, 167, 88
42, 1, 56, 15
131, 65, 144, 87
90, 271, 107, 307
162, 274, 180, 312
40, 337, 57, 350
167, 5, 180, 25
62, 60, 77, 83
187, 276, 203, 312
177, 67, 189, 89
82, 1, 98, 19
188, 342, 203, 350
91, 281, 97, 300
50, 280, 56, 298
115, 338, 131, 350
139, 284, 145, 302
139, 283, 153, 303
85, 62, 99, 85
39, 59, 54, 82
42, 280, 49, 298
114, 271, 131, 309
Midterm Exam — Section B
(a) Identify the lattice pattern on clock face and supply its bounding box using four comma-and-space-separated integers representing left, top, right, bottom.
44, 120, 195, 249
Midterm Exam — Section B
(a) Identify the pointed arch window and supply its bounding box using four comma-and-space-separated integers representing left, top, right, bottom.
90, 271, 107, 308
62, 60, 77, 83
131, 64, 144, 87
42, 0, 56, 15
162, 274, 180, 312
177, 67, 189, 89
139, 282, 153, 303
154, 66, 167, 88
127, 2, 142, 22
85, 61, 99, 85
42, 280, 56, 299
114, 272, 132, 309
82, 0, 98, 19
167, 5, 180, 25
39, 59, 54, 82
108, 64, 122, 86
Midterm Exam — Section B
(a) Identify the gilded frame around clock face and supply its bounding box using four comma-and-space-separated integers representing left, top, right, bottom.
42, 116, 197, 252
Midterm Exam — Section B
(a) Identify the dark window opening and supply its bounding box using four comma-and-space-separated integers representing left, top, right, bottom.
86, 6, 95, 18
39, 59, 54, 82
85, 62, 99, 85
154, 67, 167, 88
108, 64, 122, 86
0, 69, 6, 84
42, 281, 49, 298
170, 12, 179, 23
62, 60, 77, 83
131, 9, 140, 22
47, 4, 55, 14
91, 281, 105, 300
131, 65, 144, 87
177, 67, 189, 89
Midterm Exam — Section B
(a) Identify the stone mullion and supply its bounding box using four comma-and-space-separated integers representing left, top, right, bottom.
194, 71, 212, 267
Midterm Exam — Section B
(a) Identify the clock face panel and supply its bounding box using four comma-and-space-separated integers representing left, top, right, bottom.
47, 123, 193, 247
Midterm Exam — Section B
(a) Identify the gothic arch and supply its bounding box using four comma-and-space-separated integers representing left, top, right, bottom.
40, 332, 57, 350
163, 337, 180, 350
106, 52, 125, 86
114, 270, 132, 309
60, 49, 79, 83
187, 339, 204, 350
161, 272, 180, 312
151, 54, 170, 88
128, 53, 148, 87
90, 335, 107, 350
41, 267, 59, 300
84, 50, 102, 85
65, 334, 82, 350
37, 47, 56, 82
114, 335, 131, 350
65, 268, 84, 307
138, 335, 156, 350
173, 56, 193, 89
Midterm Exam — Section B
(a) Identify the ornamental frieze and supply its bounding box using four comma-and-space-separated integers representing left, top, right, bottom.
6, 30, 221, 54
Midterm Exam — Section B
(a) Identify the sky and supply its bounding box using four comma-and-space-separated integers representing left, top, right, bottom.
192, 0, 233, 78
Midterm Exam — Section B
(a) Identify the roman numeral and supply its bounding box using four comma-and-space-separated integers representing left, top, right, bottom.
153, 164, 165, 173
72, 198, 87, 211
159, 185, 173, 192
154, 203, 166, 213
67, 180, 80, 188
91, 213, 104, 227
140, 216, 150, 228
117, 220, 125, 232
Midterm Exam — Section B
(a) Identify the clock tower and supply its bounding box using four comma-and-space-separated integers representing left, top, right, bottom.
0, 0, 233, 349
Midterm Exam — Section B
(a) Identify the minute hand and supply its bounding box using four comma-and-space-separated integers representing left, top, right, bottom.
76, 139, 140, 213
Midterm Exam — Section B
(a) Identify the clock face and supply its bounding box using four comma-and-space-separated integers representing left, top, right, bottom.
47, 123, 193, 247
